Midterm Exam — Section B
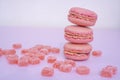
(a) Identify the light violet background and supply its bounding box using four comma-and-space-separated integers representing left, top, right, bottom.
0, 27, 120, 80
0, 0, 120, 80
0, 0, 120, 29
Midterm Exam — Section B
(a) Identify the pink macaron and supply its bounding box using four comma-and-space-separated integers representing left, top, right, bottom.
64, 25, 93, 43
64, 42, 92, 61
68, 7, 97, 27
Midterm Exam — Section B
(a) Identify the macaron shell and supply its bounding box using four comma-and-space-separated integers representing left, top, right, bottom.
69, 7, 97, 17
64, 25, 93, 43
65, 25, 93, 34
68, 7, 97, 26
64, 43, 92, 53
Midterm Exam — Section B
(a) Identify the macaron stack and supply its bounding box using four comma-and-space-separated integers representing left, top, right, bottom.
64, 7, 97, 61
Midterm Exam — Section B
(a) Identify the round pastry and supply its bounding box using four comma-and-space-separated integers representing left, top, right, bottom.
68, 7, 97, 27
64, 42, 92, 61
64, 25, 93, 43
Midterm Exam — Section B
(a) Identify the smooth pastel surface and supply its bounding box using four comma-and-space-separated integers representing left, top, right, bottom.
68, 7, 97, 26
64, 25, 93, 43
0, 27, 120, 80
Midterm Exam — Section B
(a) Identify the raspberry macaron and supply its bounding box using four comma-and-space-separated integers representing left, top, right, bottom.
64, 42, 92, 61
68, 7, 97, 27
64, 25, 93, 43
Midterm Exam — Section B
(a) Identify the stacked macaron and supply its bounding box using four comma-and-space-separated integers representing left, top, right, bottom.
64, 7, 97, 60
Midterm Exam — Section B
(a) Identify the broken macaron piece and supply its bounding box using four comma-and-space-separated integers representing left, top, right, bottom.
18, 56, 29, 66
64, 59, 76, 67
12, 43, 22, 49
6, 54, 18, 64
29, 57, 40, 65
41, 67, 54, 77
53, 60, 64, 69
100, 65, 117, 78
92, 50, 102, 57
47, 56, 57, 63
3, 49, 16, 55
76, 66, 90, 75
59, 63, 72, 73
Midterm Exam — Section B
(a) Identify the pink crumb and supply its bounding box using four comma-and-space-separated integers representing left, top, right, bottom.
100, 65, 117, 78
34, 44, 44, 50
12, 43, 22, 49
3, 49, 16, 55
59, 63, 72, 73
40, 48, 49, 55
41, 67, 54, 77
0, 49, 3, 56
92, 50, 102, 57
43, 46, 51, 53
6, 54, 18, 64
106, 65, 117, 75
18, 56, 29, 66
53, 60, 64, 69
29, 57, 40, 65
47, 56, 57, 63
28, 48, 39, 54
24, 52, 35, 57
64, 59, 76, 67
21, 49, 29, 54
76, 66, 90, 75
35, 53, 45, 60
51, 47, 60, 54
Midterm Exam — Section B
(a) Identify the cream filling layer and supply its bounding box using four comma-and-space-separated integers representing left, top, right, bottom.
64, 51, 89, 56
65, 33, 92, 39
69, 13, 95, 22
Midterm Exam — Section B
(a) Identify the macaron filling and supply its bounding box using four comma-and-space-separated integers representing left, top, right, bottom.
64, 50, 89, 56
65, 31, 93, 40
64, 50, 89, 60
68, 12, 95, 22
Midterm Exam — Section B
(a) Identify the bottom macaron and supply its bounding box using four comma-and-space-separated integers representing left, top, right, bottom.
64, 43, 92, 61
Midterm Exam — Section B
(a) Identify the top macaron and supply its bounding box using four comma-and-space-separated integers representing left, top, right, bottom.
68, 7, 97, 27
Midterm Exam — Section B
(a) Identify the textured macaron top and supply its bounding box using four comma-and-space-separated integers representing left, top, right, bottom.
64, 43, 92, 53
69, 7, 97, 18
68, 7, 97, 26
65, 25, 93, 35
